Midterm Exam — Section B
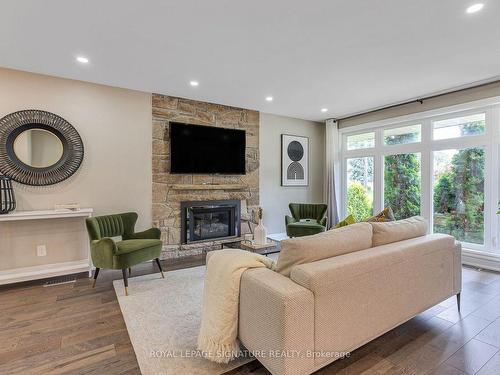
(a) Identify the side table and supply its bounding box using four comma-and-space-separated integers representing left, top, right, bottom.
240, 240, 279, 256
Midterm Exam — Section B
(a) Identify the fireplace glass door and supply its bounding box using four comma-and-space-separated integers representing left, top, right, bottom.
191, 208, 231, 241
181, 199, 240, 244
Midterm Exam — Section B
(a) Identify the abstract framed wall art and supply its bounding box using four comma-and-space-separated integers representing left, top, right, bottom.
281, 134, 308, 186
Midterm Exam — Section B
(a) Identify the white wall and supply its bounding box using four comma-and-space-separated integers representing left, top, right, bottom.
0, 68, 326, 259
259, 113, 325, 234
0, 68, 153, 229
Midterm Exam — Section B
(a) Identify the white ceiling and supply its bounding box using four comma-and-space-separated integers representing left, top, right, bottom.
1, 0, 500, 121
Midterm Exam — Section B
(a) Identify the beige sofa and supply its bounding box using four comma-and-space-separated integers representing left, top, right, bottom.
238, 217, 462, 375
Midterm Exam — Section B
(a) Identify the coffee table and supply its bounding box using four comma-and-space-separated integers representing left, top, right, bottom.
240, 240, 279, 256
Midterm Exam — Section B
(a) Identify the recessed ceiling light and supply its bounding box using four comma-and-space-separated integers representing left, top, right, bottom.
321, 108, 328, 113
190, 81, 199, 87
265, 96, 273, 102
466, 3, 484, 13
76, 56, 89, 64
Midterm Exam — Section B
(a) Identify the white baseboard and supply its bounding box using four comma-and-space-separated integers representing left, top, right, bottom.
0, 260, 90, 285
462, 248, 500, 272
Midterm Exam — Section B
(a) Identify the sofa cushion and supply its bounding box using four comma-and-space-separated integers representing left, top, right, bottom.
276, 222, 373, 276
370, 216, 427, 247
115, 239, 162, 255
287, 219, 325, 234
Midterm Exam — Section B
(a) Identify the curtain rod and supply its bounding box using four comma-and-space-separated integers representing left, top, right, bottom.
332, 78, 500, 122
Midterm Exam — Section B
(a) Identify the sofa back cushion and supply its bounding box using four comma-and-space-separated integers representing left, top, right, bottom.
276, 222, 373, 276
370, 216, 428, 247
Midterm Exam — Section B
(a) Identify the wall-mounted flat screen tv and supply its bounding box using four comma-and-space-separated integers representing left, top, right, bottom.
170, 122, 246, 174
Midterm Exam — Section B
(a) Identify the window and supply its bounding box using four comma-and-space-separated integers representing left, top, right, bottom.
433, 113, 485, 140
341, 105, 493, 253
346, 132, 375, 150
384, 124, 421, 145
433, 147, 485, 244
346, 157, 373, 221
384, 153, 421, 220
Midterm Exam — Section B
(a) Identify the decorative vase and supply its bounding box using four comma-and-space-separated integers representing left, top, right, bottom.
254, 208, 267, 245
0, 175, 16, 214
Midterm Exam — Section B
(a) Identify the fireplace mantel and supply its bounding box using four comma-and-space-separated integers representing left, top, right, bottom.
169, 184, 247, 190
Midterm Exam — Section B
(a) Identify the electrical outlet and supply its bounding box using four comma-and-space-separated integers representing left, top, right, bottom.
36, 245, 47, 257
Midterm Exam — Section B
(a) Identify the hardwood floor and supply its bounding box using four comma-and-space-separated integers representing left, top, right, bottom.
1, 261, 500, 375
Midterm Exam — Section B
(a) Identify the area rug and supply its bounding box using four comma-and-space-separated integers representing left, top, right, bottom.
113, 266, 253, 375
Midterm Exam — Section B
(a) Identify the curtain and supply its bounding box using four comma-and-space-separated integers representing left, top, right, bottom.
325, 119, 340, 228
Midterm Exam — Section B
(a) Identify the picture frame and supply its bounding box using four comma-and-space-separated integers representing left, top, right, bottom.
281, 134, 309, 186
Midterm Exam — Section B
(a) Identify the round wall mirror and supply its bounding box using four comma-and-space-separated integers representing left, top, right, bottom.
0, 110, 84, 186
13, 129, 64, 168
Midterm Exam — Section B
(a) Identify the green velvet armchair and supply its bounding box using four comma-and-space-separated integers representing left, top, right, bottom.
285, 203, 328, 237
86, 212, 164, 295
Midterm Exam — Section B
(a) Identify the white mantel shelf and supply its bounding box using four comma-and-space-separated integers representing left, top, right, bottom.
0, 208, 93, 285
0, 208, 93, 222
169, 184, 247, 190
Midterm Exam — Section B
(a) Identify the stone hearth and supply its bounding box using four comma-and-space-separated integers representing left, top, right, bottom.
152, 94, 259, 259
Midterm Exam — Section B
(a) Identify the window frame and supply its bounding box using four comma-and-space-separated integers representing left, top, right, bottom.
432, 112, 487, 141
340, 102, 499, 254
345, 155, 375, 221
345, 130, 376, 151
383, 123, 422, 146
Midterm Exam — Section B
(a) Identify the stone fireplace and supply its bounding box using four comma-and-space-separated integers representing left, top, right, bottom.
152, 94, 259, 258
181, 200, 240, 243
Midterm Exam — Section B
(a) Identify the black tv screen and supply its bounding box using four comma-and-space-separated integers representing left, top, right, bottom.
170, 122, 246, 174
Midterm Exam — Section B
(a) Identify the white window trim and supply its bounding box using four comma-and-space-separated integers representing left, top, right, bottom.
339, 96, 500, 260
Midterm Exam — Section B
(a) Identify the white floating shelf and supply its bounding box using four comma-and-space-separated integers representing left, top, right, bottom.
0, 208, 93, 222
0, 208, 93, 285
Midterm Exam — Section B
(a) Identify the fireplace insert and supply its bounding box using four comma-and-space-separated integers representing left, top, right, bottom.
181, 199, 241, 243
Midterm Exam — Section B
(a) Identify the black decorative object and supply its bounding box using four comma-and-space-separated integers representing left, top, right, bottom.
0, 110, 84, 186
0, 175, 16, 214
281, 134, 309, 186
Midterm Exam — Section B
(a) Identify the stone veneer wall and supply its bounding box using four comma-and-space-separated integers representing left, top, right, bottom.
152, 94, 259, 258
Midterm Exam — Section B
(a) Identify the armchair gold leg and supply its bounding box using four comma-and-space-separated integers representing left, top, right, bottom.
155, 258, 165, 279
92, 267, 100, 288
122, 269, 129, 296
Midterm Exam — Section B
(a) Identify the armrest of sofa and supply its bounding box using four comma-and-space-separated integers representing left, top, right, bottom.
239, 268, 315, 375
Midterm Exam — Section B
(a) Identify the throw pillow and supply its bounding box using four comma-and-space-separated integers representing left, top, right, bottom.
276, 222, 373, 276
335, 214, 356, 228
370, 216, 428, 246
365, 207, 395, 222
